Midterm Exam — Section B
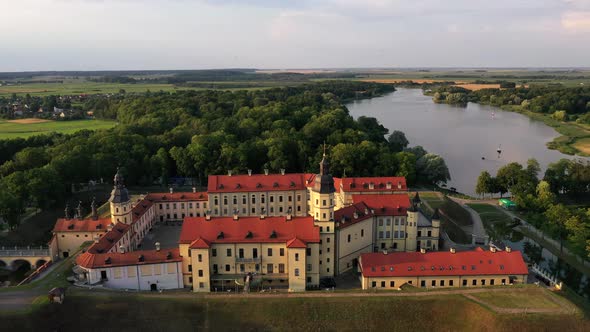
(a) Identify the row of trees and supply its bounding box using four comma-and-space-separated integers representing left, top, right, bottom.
0, 81, 450, 229
476, 158, 590, 258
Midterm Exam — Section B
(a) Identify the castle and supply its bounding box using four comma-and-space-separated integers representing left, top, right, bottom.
50, 152, 525, 292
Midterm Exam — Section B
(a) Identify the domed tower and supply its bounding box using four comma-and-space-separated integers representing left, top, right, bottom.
109, 168, 132, 225
309, 146, 335, 277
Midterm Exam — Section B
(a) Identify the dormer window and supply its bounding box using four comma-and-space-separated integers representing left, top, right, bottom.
218, 184, 224, 189
369, 182, 374, 189
245, 231, 253, 239
167, 252, 173, 259
138, 255, 144, 262
290, 181, 295, 187
256, 183, 262, 188
217, 231, 224, 239
273, 182, 279, 188
270, 230, 277, 238
104, 257, 111, 264
235, 183, 241, 189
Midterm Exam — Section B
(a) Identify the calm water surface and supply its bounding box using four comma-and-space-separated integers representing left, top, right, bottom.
347, 88, 576, 196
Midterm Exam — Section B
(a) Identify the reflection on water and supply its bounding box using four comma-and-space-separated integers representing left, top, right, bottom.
347, 88, 580, 196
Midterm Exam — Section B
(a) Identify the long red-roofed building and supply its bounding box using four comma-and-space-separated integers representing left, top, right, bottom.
358, 247, 528, 290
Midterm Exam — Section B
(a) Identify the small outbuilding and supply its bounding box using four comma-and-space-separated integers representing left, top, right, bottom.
48, 287, 66, 304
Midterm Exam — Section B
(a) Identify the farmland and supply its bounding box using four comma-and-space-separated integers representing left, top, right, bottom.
0, 119, 116, 139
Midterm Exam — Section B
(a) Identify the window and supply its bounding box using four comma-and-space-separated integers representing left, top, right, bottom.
381, 281, 385, 288
188, 265, 192, 272
378, 219, 383, 226
279, 196, 283, 203
267, 264, 273, 273
239, 248, 244, 258
297, 195, 301, 202
280, 248, 285, 256
252, 248, 258, 258
421, 280, 426, 287
472, 280, 477, 286
490, 279, 495, 285
347, 234, 351, 242
417, 231, 421, 237
199, 282, 205, 289
440, 280, 445, 287
198, 254, 202, 262
379, 231, 384, 239
386, 218, 391, 226
386, 231, 391, 239
213, 264, 218, 274
227, 248, 232, 257
242, 196, 247, 204
320, 227, 323, 232
173, 203, 177, 209
159, 204, 163, 209
462, 279, 467, 286
261, 195, 265, 204
212, 249, 217, 257
189, 277, 193, 283
279, 263, 285, 273
432, 280, 436, 286
306, 248, 311, 256
251, 196, 256, 204
270, 196, 274, 203
428, 231, 432, 237
501, 279, 506, 285
322, 199, 326, 206
198, 270, 203, 277
327, 226, 330, 232
481, 279, 486, 286
390, 281, 395, 287
372, 281, 376, 288
295, 253, 299, 261
240, 264, 245, 273
233, 196, 237, 204
268, 248, 273, 256
449, 280, 454, 286
307, 277, 311, 283
294, 268, 300, 276
307, 264, 312, 272
361, 229, 364, 237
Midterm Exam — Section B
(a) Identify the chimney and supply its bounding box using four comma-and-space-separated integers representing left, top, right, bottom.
353, 212, 358, 219
264, 169, 269, 176
248, 169, 252, 176
386, 182, 392, 189
280, 169, 285, 175
205, 214, 211, 221
155, 242, 161, 252
107, 223, 114, 231
364, 208, 369, 215
420, 248, 426, 254
450, 248, 456, 254
169, 187, 173, 194
382, 250, 388, 255
398, 181, 402, 189
233, 214, 239, 221
119, 245, 125, 253
490, 246, 497, 253
94, 235, 100, 243
192, 187, 196, 193
286, 214, 292, 221
505, 246, 512, 253
228, 170, 232, 176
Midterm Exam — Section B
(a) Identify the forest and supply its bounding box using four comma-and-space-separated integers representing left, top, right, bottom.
0, 81, 450, 229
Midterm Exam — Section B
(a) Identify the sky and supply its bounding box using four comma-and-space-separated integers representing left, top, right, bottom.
0, 0, 589, 71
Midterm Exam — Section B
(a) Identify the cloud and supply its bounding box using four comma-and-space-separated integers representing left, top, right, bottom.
562, 11, 590, 31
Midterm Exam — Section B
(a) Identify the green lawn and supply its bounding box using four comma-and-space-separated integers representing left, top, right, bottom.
467, 204, 513, 224
470, 289, 562, 309
2, 289, 587, 331
0, 119, 117, 139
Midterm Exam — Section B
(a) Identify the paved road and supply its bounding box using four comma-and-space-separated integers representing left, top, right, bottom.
449, 197, 488, 241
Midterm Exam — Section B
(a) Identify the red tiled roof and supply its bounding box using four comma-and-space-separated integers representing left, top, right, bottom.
339, 177, 407, 192
87, 222, 131, 254
189, 237, 211, 249
145, 192, 208, 202
334, 202, 374, 229
333, 177, 342, 193
179, 216, 320, 245
352, 194, 410, 216
131, 198, 154, 222
286, 237, 307, 248
76, 248, 182, 269
359, 249, 528, 277
52, 217, 112, 233
207, 174, 309, 193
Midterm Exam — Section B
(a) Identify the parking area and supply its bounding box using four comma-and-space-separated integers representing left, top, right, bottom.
139, 223, 182, 250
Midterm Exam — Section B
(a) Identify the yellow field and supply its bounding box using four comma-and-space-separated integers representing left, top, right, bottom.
6, 118, 52, 124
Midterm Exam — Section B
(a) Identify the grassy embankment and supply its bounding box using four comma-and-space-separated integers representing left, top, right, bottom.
0, 119, 117, 139
2, 287, 587, 331
418, 192, 472, 244
466, 203, 516, 242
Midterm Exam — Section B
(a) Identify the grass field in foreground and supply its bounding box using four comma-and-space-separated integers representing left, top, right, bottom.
470, 288, 562, 309
3, 288, 587, 331
0, 119, 117, 139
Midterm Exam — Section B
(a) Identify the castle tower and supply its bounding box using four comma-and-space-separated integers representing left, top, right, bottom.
309, 146, 336, 277
406, 193, 420, 251
109, 168, 132, 225
430, 208, 441, 251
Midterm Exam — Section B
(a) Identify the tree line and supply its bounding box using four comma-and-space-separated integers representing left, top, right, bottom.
0, 81, 450, 229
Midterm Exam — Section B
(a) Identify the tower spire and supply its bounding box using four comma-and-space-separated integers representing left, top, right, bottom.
91, 197, 98, 220
64, 203, 70, 220
76, 201, 83, 220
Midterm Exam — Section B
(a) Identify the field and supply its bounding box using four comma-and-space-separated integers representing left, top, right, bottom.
2, 287, 586, 331
470, 288, 563, 309
0, 119, 117, 139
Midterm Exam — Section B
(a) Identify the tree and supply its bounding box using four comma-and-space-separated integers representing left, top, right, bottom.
496, 162, 523, 192
395, 152, 416, 184
536, 180, 555, 209
565, 215, 590, 258
475, 171, 492, 198
387, 130, 409, 152
405, 145, 427, 159
416, 153, 451, 185
545, 204, 572, 253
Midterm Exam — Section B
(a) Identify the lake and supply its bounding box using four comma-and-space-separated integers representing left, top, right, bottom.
347, 88, 576, 196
